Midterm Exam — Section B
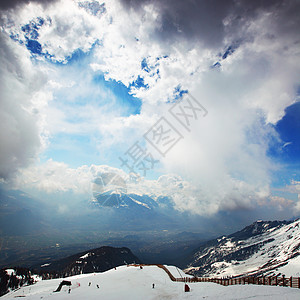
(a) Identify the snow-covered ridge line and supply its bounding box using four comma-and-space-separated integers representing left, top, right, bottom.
186, 219, 300, 278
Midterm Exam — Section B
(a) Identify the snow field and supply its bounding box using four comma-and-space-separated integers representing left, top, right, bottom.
2, 265, 300, 299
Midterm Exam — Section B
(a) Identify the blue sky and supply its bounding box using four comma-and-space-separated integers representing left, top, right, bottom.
40, 50, 143, 169
268, 101, 300, 191
273, 102, 300, 164
0, 0, 299, 219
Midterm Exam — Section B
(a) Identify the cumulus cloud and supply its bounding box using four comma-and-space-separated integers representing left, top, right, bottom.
0, 33, 49, 179
285, 180, 300, 213
4, 162, 251, 215
287, 180, 300, 193
1, 0, 299, 216
13, 159, 92, 193
12, 162, 297, 217
268, 196, 294, 211
106, 0, 300, 213
120, 0, 300, 50
0, 0, 58, 10
121, 0, 233, 49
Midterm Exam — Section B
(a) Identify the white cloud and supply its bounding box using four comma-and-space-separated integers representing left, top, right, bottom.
1, 0, 300, 216
271, 180, 300, 213
286, 180, 300, 213
268, 195, 294, 211
288, 180, 300, 193
13, 159, 92, 194
0, 32, 50, 179
10, 162, 276, 215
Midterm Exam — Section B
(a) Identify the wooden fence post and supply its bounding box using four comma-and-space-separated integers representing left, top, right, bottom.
282, 275, 285, 287
275, 276, 278, 286
290, 277, 292, 288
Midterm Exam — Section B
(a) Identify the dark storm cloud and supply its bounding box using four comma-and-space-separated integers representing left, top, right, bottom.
0, 0, 57, 10
121, 0, 233, 48
121, 0, 300, 48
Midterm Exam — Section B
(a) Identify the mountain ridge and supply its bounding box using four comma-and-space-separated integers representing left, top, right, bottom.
185, 219, 300, 278
34, 246, 141, 277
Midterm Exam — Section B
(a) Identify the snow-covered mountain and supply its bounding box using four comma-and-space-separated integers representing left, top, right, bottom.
90, 171, 176, 211
185, 219, 300, 278
3, 265, 300, 300
89, 172, 188, 231
35, 246, 141, 277
92, 191, 161, 210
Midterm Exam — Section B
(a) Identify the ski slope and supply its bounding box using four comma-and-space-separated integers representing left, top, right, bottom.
2, 265, 300, 299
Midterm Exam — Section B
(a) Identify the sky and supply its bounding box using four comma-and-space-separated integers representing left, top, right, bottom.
0, 0, 299, 220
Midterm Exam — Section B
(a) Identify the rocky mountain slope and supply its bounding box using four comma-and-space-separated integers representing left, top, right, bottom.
185, 219, 300, 278
35, 246, 141, 277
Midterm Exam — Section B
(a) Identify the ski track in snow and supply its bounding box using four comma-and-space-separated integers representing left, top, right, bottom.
2, 265, 300, 300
